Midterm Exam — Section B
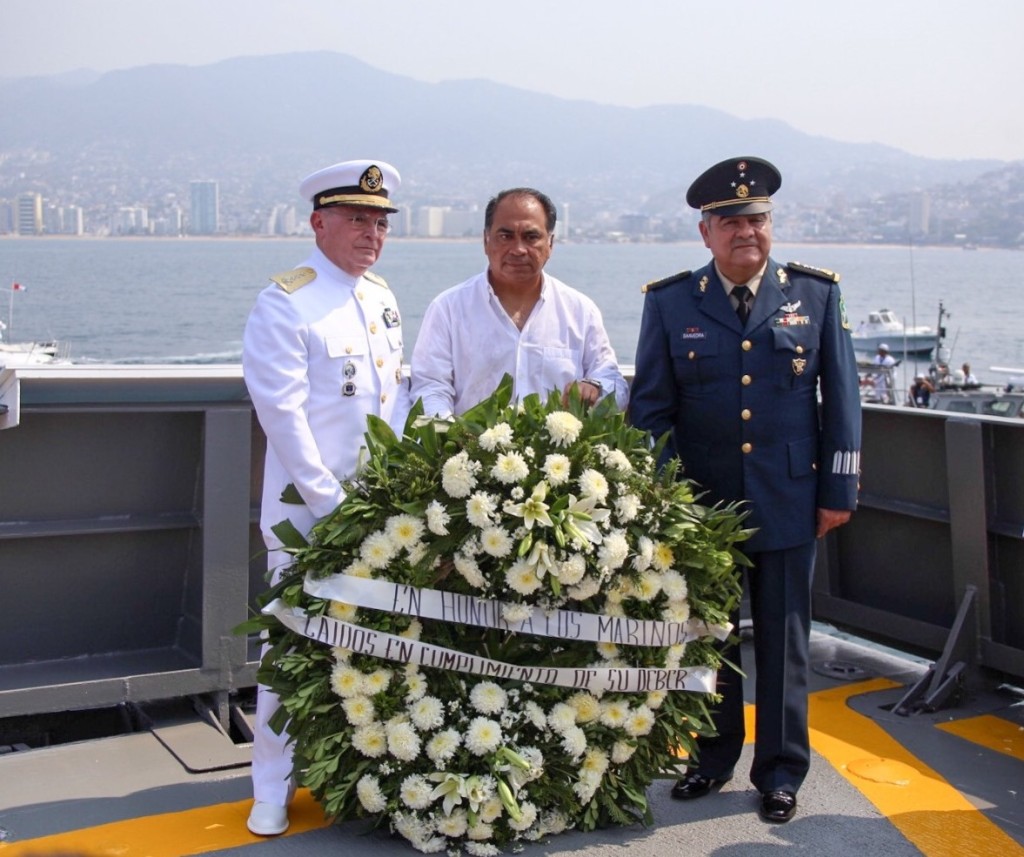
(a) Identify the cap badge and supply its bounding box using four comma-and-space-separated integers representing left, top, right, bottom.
360, 165, 384, 193
736, 184, 750, 199
737, 161, 748, 172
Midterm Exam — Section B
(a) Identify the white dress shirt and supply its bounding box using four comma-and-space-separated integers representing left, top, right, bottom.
410, 269, 628, 417
243, 246, 410, 544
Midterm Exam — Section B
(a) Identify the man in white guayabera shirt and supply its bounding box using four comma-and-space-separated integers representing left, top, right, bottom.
410, 187, 627, 417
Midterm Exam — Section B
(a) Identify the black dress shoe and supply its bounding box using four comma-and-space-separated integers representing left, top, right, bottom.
759, 789, 797, 823
670, 772, 732, 800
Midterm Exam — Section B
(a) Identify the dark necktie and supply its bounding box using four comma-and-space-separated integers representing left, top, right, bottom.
733, 285, 752, 325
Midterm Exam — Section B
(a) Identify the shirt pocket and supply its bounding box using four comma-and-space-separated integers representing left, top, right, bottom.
670, 330, 719, 384
771, 324, 820, 389
325, 337, 367, 360
541, 345, 580, 379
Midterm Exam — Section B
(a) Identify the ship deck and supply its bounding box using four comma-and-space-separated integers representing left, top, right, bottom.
2, 625, 1022, 857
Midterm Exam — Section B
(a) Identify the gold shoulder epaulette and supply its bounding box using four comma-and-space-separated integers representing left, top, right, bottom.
364, 271, 389, 289
270, 266, 317, 293
642, 270, 691, 293
787, 261, 840, 283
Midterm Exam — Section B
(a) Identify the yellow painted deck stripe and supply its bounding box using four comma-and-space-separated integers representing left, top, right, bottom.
0, 789, 330, 856
936, 713, 1024, 762
809, 677, 1024, 856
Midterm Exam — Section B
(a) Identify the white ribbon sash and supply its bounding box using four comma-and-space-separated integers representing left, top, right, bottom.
264, 599, 718, 694
303, 574, 731, 647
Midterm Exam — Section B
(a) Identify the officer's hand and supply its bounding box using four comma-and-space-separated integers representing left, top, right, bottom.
562, 380, 601, 407
816, 508, 852, 539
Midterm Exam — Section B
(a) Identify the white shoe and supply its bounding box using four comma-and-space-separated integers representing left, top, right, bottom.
247, 800, 290, 836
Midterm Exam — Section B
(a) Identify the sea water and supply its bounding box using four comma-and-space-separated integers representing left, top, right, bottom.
1, 237, 1021, 388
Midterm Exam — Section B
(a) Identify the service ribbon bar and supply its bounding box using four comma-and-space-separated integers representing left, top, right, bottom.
304, 573, 732, 647
265, 599, 718, 695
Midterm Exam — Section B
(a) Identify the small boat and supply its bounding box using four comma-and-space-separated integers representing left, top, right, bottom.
0, 319, 68, 367
851, 308, 937, 356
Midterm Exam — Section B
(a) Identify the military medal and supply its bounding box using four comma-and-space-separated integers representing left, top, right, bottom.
342, 381, 357, 396
343, 360, 357, 379
383, 307, 401, 328
792, 358, 807, 376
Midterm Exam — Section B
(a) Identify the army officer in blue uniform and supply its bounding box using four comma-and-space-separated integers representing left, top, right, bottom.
629, 157, 861, 824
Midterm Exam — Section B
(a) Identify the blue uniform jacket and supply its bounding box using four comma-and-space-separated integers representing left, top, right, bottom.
629, 258, 862, 552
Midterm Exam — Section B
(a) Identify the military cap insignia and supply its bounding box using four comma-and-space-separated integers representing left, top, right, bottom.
364, 271, 390, 289
270, 266, 317, 293
698, 275, 708, 293
736, 184, 750, 199
777, 267, 788, 284
787, 261, 840, 283
360, 165, 384, 193
641, 270, 691, 293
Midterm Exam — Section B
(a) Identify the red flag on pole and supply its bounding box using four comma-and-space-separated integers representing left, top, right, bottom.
12, 283, 26, 291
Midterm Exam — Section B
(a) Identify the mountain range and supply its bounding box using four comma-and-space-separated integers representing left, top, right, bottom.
0, 52, 1016, 238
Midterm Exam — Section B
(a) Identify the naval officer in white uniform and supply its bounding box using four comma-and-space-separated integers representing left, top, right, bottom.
242, 159, 410, 836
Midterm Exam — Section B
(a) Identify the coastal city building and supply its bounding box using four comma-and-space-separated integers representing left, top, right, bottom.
189, 180, 220, 236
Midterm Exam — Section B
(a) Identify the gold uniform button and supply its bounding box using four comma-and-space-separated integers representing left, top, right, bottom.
370, 322, 378, 334
688, 351, 696, 360
742, 340, 753, 351
345, 346, 353, 354
795, 345, 805, 354
356, 291, 364, 300
812, 462, 818, 471
741, 442, 753, 454
741, 374, 752, 385
741, 409, 752, 420
376, 357, 384, 368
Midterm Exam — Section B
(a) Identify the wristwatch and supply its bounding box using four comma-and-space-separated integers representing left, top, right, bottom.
582, 378, 603, 394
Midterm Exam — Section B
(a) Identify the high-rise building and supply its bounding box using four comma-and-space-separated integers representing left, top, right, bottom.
16, 193, 43, 235
189, 180, 219, 235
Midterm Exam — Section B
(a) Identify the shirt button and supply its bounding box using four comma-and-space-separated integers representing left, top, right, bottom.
741, 409, 752, 420
370, 322, 378, 334
376, 357, 384, 368
742, 442, 753, 454
741, 340, 753, 351
741, 374, 752, 385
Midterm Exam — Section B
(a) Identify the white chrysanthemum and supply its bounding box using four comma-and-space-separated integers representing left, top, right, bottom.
404, 668, 428, 702
478, 795, 504, 823
646, 690, 667, 710
362, 668, 393, 696
596, 641, 620, 660
466, 717, 503, 755
507, 800, 538, 832
328, 600, 358, 622
351, 722, 387, 758
578, 468, 609, 503
567, 576, 601, 601
480, 526, 513, 558
561, 724, 587, 758
409, 695, 445, 731
540, 810, 569, 836
633, 571, 663, 602
505, 559, 542, 595
545, 411, 583, 447
470, 681, 508, 715
454, 551, 487, 589
614, 493, 641, 523
360, 530, 399, 569
597, 530, 629, 570
386, 720, 421, 762
384, 513, 425, 550
624, 705, 656, 737
663, 600, 691, 623
604, 599, 626, 618
426, 728, 462, 765
612, 740, 637, 764
524, 701, 548, 730
547, 702, 577, 733
501, 601, 534, 624
573, 770, 601, 804
661, 569, 689, 601
567, 691, 602, 723
342, 695, 375, 726
330, 663, 364, 698
465, 843, 501, 857
554, 553, 587, 585
632, 535, 654, 572
466, 823, 493, 843
425, 499, 450, 535
399, 619, 423, 641
651, 540, 675, 572
356, 773, 387, 813
331, 646, 352, 662
666, 642, 687, 668
491, 451, 530, 484
341, 558, 373, 578
599, 699, 630, 728
399, 773, 433, 810
479, 422, 513, 451
602, 448, 633, 473
466, 491, 499, 528
581, 746, 610, 779
441, 450, 479, 498
435, 808, 469, 837
542, 453, 572, 486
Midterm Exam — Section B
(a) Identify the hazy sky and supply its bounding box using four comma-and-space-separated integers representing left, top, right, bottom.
2, 0, 1021, 162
